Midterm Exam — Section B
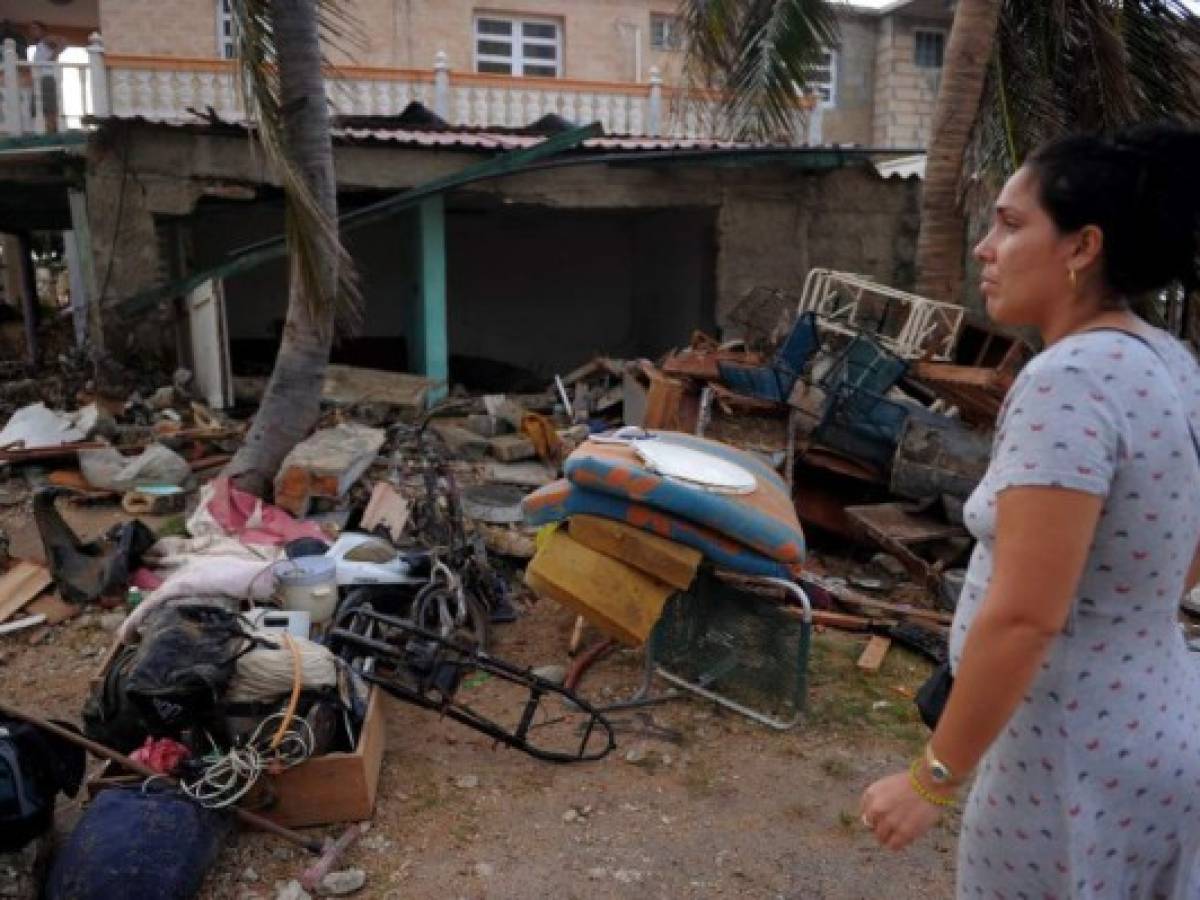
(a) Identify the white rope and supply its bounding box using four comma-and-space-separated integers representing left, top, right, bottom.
179, 712, 315, 809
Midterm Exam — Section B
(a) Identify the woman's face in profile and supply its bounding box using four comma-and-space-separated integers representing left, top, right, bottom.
974, 166, 1080, 329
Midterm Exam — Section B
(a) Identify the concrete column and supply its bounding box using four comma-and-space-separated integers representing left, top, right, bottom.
87, 33, 110, 118
648, 67, 663, 137
412, 195, 448, 402
2, 39, 20, 136
66, 189, 97, 348
433, 50, 450, 120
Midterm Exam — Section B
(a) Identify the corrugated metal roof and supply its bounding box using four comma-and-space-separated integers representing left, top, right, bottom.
93, 114, 847, 154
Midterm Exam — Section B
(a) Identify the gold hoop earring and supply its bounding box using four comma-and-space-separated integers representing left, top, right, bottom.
1068, 268, 1077, 293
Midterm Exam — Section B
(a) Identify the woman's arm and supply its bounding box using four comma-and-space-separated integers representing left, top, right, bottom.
1187, 541, 1200, 593
861, 485, 1103, 850
928, 486, 1103, 778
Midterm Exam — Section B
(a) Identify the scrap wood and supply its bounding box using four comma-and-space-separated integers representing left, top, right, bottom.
0, 441, 107, 464
856, 635, 892, 672
0, 560, 53, 623
568, 515, 701, 592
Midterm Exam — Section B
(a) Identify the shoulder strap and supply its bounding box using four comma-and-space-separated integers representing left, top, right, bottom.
1083, 327, 1200, 463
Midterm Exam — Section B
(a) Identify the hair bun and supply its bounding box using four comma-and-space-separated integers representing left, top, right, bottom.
1031, 122, 1200, 295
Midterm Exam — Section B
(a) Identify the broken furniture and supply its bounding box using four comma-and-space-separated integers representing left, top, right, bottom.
797, 269, 965, 361
843, 502, 970, 592
640, 571, 814, 731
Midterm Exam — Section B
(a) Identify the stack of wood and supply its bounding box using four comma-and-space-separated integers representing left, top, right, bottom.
525, 515, 701, 646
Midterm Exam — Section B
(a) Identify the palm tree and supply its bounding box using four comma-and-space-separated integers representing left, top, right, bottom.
912, 0, 1001, 305
679, 0, 839, 141
920, 0, 1200, 308
682, 0, 1200, 319
221, 0, 360, 496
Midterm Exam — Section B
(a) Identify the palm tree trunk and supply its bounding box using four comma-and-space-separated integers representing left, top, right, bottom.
914, 0, 1002, 305
226, 0, 339, 497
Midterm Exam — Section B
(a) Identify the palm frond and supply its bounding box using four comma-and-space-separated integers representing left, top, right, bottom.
229, 0, 361, 336
973, 0, 1200, 173
680, 0, 839, 141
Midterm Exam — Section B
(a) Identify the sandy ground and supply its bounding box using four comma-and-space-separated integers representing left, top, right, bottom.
0, 490, 958, 900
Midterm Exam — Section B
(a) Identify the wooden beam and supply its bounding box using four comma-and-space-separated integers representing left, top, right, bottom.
856, 636, 892, 672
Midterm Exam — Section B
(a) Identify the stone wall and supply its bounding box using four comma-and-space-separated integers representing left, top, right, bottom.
86, 123, 920, 373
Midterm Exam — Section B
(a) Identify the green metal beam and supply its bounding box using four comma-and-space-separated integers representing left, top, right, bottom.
413, 195, 448, 400
117, 123, 603, 315
0, 130, 90, 154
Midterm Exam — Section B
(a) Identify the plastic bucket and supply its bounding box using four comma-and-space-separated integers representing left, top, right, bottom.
272, 556, 338, 624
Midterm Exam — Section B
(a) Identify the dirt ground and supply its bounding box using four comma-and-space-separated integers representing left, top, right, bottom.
0, 491, 959, 900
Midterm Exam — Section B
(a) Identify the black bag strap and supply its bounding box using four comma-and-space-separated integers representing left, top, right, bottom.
1081, 327, 1200, 463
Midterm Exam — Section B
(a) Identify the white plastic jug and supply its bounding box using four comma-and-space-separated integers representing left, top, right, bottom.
272, 556, 339, 624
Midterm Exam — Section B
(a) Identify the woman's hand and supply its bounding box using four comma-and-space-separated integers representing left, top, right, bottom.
859, 771, 944, 851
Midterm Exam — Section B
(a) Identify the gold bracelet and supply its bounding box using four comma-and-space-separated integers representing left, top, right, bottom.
908, 758, 958, 808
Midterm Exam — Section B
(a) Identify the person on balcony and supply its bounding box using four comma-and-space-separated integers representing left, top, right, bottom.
0, 20, 28, 59
28, 21, 61, 133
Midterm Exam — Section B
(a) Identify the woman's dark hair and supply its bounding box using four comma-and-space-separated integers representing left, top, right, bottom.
1027, 122, 1200, 300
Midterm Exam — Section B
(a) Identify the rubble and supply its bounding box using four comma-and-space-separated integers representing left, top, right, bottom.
274, 424, 387, 517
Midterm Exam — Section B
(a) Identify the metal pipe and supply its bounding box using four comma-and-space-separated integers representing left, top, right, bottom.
0, 699, 324, 854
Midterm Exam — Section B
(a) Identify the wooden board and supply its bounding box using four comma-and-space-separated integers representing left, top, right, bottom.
26, 593, 81, 625
261, 688, 386, 828
857, 636, 892, 672
568, 514, 701, 591
525, 530, 675, 646
0, 561, 52, 624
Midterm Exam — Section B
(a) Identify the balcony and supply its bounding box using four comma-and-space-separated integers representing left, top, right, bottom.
1, 37, 822, 144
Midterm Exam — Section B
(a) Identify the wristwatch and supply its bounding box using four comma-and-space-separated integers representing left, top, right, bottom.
924, 743, 955, 785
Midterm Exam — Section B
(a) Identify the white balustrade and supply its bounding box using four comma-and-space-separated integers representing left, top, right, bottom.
27, 45, 809, 143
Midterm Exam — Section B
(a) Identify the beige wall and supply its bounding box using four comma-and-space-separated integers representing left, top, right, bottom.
100, 0, 686, 84
872, 14, 946, 148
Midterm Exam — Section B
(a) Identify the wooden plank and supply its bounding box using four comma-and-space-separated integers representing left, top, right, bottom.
857, 636, 892, 672
568, 515, 701, 592
0, 562, 53, 624
525, 531, 675, 646
643, 374, 686, 430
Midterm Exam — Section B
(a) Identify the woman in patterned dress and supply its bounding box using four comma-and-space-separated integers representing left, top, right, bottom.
859, 123, 1200, 899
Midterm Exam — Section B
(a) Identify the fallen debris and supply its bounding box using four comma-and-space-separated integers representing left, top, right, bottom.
275, 424, 386, 517
856, 635, 892, 672
359, 482, 410, 543
0, 561, 53, 624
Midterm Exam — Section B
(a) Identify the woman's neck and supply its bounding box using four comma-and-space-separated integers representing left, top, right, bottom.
1041, 305, 1139, 346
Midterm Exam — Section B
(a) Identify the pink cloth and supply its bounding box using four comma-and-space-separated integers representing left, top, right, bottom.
130, 737, 191, 775
188, 476, 326, 546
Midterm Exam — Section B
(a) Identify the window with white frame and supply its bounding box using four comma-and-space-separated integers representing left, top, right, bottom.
913, 30, 945, 69
217, 0, 236, 59
474, 15, 562, 77
805, 48, 838, 107
650, 13, 683, 51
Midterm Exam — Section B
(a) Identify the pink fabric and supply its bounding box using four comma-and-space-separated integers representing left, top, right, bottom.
192, 476, 326, 546
128, 568, 164, 591
130, 737, 191, 775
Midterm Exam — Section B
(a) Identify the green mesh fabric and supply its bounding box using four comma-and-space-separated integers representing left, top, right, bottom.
649, 573, 810, 724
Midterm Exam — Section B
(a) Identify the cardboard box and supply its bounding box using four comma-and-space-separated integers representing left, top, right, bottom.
88, 636, 386, 829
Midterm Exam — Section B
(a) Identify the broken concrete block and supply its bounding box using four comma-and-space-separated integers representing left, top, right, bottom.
273, 424, 385, 517
321, 365, 434, 418
568, 515, 701, 591
485, 461, 556, 488
465, 414, 510, 439
483, 395, 528, 431
525, 530, 675, 646
488, 433, 536, 462
431, 423, 490, 461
